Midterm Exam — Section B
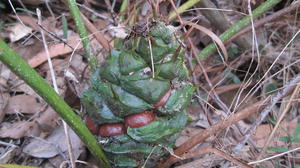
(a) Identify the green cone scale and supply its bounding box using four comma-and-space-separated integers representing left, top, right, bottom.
81, 21, 196, 167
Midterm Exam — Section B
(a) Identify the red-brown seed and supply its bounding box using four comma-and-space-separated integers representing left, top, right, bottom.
98, 123, 125, 137
86, 115, 99, 135
154, 88, 172, 108
125, 111, 156, 128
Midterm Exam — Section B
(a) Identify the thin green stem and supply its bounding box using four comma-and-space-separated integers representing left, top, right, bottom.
67, 0, 98, 72
119, 0, 129, 22
0, 40, 111, 168
0, 164, 38, 168
198, 0, 282, 60
168, 0, 202, 20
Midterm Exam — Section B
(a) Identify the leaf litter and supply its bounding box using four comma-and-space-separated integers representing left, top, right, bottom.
0, 0, 300, 167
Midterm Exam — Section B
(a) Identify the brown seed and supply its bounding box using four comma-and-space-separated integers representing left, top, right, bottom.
86, 115, 99, 135
125, 111, 156, 128
154, 88, 172, 108
98, 123, 125, 137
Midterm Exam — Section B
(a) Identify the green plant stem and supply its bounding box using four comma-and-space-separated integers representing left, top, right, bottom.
0, 40, 111, 168
168, 0, 202, 20
67, 0, 98, 72
119, 0, 129, 22
198, 0, 282, 60
0, 164, 38, 168
169, 0, 282, 60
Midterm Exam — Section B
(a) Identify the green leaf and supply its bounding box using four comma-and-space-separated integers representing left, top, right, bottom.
265, 83, 278, 95
0, 21, 3, 32
228, 47, 238, 58
62, 15, 68, 39
291, 137, 300, 143
224, 71, 241, 84
293, 123, 300, 138
267, 146, 289, 153
278, 136, 291, 143
0, 1, 5, 9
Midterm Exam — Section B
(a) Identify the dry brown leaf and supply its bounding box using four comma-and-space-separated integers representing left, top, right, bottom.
175, 127, 203, 147
28, 34, 83, 68
0, 146, 18, 163
4, 95, 45, 114
0, 63, 11, 82
0, 92, 9, 122
0, 107, 59, 139
0, 121, 40, 139
6, 23, 32, 42
81, 14, 111, 51
9, 14, 39, 31
10, 38, 44, 61
35, 107, 59, 133
23, 125, 83, 159
174, 155, 220, 168
253, 121, 297, 148
14, 81, 41, 98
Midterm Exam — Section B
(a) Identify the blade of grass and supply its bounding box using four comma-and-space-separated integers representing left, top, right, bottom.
67, 0, 98, 72
168, 0, 203, 20
0, 40, 111, 168
119, 0, 129, 22
62, 14, 68, 39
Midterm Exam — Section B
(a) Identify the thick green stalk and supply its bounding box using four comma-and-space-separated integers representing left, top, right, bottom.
198, 0, 282, 60
67, 0, 98, 72
0, 40, 111, 168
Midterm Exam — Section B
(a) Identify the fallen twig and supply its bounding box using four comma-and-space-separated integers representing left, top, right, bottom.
179, 147, 253, 168
81, 13, 111, 51
156, 98, 269, 168
234, 74, 300, 154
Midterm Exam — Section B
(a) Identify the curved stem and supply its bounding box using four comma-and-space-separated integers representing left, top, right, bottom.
0, 40, 111, 168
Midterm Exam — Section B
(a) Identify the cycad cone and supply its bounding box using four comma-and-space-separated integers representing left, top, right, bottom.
81, 21, 196, 168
